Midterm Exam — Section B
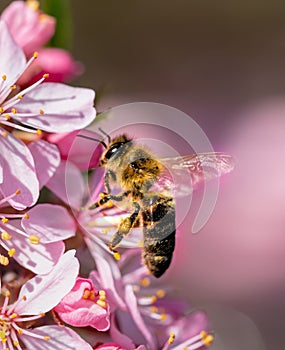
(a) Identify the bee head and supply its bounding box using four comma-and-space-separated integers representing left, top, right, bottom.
99, 134, 133, 166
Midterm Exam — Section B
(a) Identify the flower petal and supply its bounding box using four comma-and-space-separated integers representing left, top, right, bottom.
4, 224, 64, 274
15, 250, 79, 315
0, 20, 26, 95
54, 277, 110, 331
22, 203, 76, 243
1, 1, 56, 56
21, 325, 93, 350
46, 160, 84, 209
0, 129, 39, 209
15, 82, 96, 132
28, 140, 60, 188
124, 285, 156, 350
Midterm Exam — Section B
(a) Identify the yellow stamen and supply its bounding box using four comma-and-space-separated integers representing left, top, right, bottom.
160, 313, 167, 321
1, 232, 11, 240
8, 248, 15, 257
10, 313, 17, 319
151, 295, 157, 303
5, 291, 10, 298
156, 289, 166, 298
168, 332, 175, 344
22, 295, 27, 301
2, 75, 6, 81
2, 218, 8, 224
15, 189, 21, 195
150, 306, 158, 313
13, 341, 19, 346
17, 329, 23, 335
203, 334, 214, 347
113, 252, 121, 260
39, 109, 44, 115
43, 73, 49, 79
140, 277, 151, 287
40, 313, 45, 317
44, 336, 50, 341
27, 0, 40, 11
106, 201, 113, 208
0, 107, 4, 113
36, 129, 42, 135
1, 131, 7, 138
24, 213, 29, 219
4, 114, 10, 120
33, 51, 39, 58
96, 299, 107, 308
29, 235, 40, 244
82, 289, 90, 299
0, 255, 9, 266
17, 95, 23, 100
10, 85, 16, 91
99, 290, 106, 297
11, 108, 17, 114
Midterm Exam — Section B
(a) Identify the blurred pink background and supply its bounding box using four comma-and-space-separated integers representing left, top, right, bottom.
1, 1, 285, 348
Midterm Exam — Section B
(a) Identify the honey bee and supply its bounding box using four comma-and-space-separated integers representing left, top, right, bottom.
78, 129, 234, 278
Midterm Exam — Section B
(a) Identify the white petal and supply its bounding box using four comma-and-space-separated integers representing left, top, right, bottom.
15, 250, 79, 315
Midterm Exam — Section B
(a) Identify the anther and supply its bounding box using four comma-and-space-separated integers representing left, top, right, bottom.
43, 73, 49, 79
10, 313, 17, 319
0, 255, 8, 266
4, 114, 10, 120
11, 108, 17, 114
96, 299, 107, 308
2, 218, 8, 224
15, 189, 21, 195
203, 334, 214, 347
13, 341, 19, 346
160, 313, 167, 321
1, 232, 11, 240
8, 248, 15, 257
156, 289, 166, 298
33, 51, 39, 59
17, 95, 23, 100
29, 235, 40, 244
22, 296, 27, 301
39, 109, 44, 115
5, 291, 10, 298
1, 131, 7, 138
82, 289, 90, 299
36, 129, 42, 135
2, 75, 6, 81
113, 252, 121, 260
24, 213, 29, 219
44, 336, 50, 341
10, 85, 16, 91
0, 107, 4, 113
168, 332, 175, 344
140, 277, 151, 287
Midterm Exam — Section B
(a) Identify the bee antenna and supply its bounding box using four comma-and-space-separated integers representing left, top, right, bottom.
77, 134, 107, 148
98, 127, 111, 143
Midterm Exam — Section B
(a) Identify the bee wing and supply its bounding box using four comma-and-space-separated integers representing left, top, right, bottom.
157, 153, 235, 197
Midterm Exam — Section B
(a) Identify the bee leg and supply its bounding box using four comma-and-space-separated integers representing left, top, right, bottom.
104, 170, 116, 194
109, 202, 140, 251
87, 191, 130, 210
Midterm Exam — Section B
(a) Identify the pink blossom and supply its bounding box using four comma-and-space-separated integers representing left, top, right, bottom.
1, 0, 83, 85
1, 0, 56, 56
54, 277, 110, 330
0, 250, 92, 350
0, 19, 95, 135
17, 47, 84, 86
0, 202, 76, 274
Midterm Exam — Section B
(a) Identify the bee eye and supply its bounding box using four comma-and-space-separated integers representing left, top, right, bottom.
105, 142, 125, 160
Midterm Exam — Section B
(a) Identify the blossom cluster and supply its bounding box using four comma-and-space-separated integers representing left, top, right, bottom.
0, 1, 215, 349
